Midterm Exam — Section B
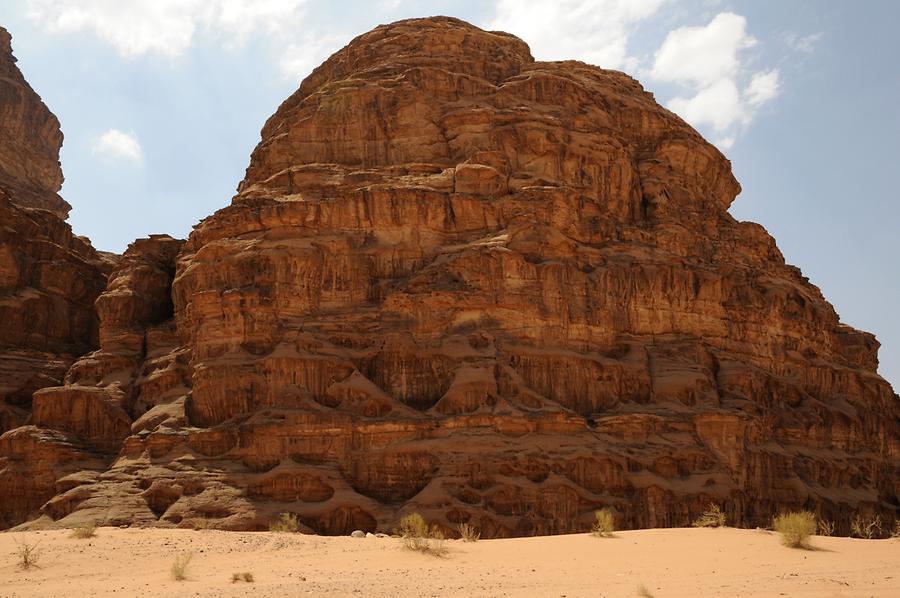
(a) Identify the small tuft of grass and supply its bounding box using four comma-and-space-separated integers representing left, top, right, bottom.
396, 512, 447, 556
269, 512, 300, 533
70, 522, 96, 539
15, 541, 41, 570
774, 511, 816, 548
171, 552, 193, 581
231, 572, 254, 583
816, 518, 835, 537
637, 583, 656, 597
850, 514, 883, 539
457, 522, 480, 542
591, 508, 615, 538
692, 504, 726, 528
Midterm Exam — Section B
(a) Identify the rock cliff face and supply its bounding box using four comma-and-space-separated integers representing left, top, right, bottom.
0, 26, 112, 434
0, 27, 70, 218
1, 17, 897, 536
0, 28, 113, 527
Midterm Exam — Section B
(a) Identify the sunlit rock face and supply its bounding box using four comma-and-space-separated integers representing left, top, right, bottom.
1, 17, 897, 536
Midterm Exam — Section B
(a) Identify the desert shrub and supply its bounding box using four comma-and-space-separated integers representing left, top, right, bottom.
591, 508, 615, 537
637, 583, 655, 597
16, 542, 41, 570
231, 572, 254, 583
70, 522, 96, 539
893, 521, 900, 538
774, 511, 816, 548
269, 512, 300, 533
397, 512, 446, 556
171, 552, 193, 581
192, 518, 214, 530
816, 519, 835, 537
457, 522, 480, 542
692, 504, 726, 528
850, 514, 883, 539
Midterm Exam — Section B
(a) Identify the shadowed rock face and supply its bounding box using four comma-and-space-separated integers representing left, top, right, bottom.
0, 28, 115, 527
1, 17, 897, 536
0, 26, 113, 434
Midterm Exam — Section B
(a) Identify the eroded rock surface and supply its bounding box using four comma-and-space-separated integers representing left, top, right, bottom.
1, 17, 897, 536
0, 28, 117, 527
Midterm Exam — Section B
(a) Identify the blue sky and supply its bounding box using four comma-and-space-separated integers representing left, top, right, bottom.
0, 1, 897, 388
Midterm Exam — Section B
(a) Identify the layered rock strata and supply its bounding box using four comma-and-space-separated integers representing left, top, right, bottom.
1, 17, 897, 537
0, 28, 113, 527
0, 27, 112, 435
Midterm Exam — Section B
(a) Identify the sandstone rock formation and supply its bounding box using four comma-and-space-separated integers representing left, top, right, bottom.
0, 25, 113, 430
0, 28, 115, 527
0, 26, 70, 218
1, 17, 897, 537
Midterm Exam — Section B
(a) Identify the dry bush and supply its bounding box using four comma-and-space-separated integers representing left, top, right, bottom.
774, 511, 816, 548
15, 541, 41, 570
171, 552, 193, 581
893, 521, 900, 538
269, 512, 300, 533
231, 572, 254, 583
591, 508, 615, 537
692, 504, 726, 528
457, 522, 480, 542
637, 583, 656, 597
70, 522, 96, 539
397, 513, 447, 556
816, 519, 835, 537
192, 518, 214, 530
850, 514, 883, 539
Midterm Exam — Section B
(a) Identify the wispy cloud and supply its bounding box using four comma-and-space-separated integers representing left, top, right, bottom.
91, 129, 142, 162
784, 31, 824, 54
650, 12, 780, 149
25, 0, 308, 58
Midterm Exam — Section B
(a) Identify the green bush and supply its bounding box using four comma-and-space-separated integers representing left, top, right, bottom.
692, 504, 726, 528
591, 508, 615, 537
774, 511, 816, 548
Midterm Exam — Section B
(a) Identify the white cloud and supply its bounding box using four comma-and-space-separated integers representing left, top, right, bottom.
279, 33, 346, 81
486, 0, 667, 71
25, 0, 307, 58
651, 12, 780, 149
91, 129, 142, 162
745, 69, 780, 107
651, 12, 755, 86
668, 78, 742, 132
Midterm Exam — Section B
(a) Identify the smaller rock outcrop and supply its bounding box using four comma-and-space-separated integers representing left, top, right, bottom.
0, 26, 70, 218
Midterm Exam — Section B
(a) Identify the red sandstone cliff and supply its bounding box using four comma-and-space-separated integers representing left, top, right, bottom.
0, 26, 113, 435
0, 17, 897, 537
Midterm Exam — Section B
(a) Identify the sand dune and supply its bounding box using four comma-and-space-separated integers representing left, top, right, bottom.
1, 527, 897, 597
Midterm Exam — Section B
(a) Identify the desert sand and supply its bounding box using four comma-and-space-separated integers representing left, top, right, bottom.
1, 527, 897, 597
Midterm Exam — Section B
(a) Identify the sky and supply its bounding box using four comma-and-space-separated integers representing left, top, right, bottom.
0, 0, 897, 388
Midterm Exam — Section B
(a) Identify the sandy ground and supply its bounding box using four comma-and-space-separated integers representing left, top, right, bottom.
1, 527, 897, 597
